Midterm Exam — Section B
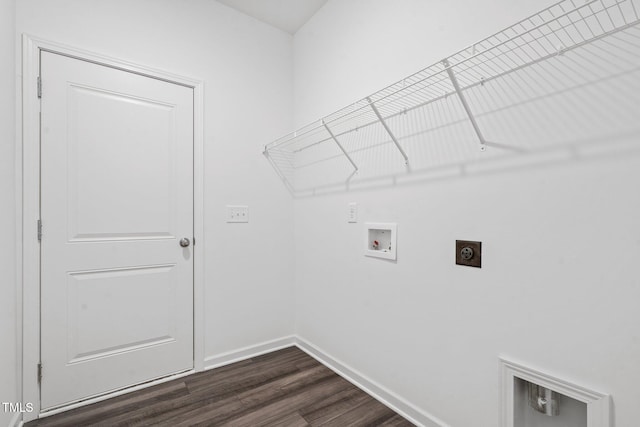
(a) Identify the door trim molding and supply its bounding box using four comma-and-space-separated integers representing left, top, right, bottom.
19, 34, 205, 422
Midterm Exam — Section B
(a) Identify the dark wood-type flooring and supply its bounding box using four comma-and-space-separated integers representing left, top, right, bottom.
26, 346, 414, 426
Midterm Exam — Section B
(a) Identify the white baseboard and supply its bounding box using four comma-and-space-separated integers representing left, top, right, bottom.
203, 335, 296, 371
294, 337, 448, 427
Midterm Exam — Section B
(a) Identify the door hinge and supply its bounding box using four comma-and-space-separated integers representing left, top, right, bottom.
37, 219, 42, 241
37, 76, 42, 99
37, 363, 42, 384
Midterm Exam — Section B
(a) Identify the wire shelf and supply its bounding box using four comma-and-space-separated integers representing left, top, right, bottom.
264, 0, 640, 195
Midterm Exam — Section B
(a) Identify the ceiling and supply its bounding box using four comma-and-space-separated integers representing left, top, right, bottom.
216, 0, 328, 35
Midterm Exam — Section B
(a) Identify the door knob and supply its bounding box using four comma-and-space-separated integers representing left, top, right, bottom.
179, 238, 191, 248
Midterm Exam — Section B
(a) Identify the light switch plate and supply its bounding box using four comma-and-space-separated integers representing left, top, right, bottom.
226, 205, 249, 223
348, 202, 358, 223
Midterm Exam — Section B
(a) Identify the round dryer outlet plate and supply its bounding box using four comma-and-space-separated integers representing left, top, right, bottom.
456, 240, 482, 268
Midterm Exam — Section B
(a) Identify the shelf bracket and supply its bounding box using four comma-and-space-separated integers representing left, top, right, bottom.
322, 120, 358, 172
443, 59, 487, 151
366, 97, 409, 164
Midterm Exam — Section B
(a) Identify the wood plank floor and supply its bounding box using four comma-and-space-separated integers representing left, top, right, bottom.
26, 347, 414, 426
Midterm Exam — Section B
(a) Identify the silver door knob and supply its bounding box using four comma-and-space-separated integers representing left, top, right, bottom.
179, 238, 191, 248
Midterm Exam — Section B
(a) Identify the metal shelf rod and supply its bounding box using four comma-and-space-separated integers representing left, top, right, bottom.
322, 120, 359, 172
443, 59, 488, 151
366, 97, 409, 164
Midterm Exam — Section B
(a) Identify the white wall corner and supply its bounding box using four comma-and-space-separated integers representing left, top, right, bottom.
294, 336, 449, 427
203, 336, 297, 371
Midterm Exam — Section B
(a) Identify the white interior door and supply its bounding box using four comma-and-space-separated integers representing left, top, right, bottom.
40, 51, 194, 410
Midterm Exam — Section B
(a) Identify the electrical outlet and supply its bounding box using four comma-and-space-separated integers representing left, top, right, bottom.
226, 205, 249, 223
456, 240, 481, 268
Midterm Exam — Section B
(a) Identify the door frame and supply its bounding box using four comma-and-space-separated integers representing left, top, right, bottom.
18, 34, 205, 422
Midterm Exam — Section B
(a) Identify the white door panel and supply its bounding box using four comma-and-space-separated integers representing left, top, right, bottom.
66, 264, 178, 363
40, 51, 194, 410
68, 84, 177, 241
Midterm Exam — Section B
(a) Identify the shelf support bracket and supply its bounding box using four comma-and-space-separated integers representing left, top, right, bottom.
366, 97, 409, 164
443, 59, 487, 151
322, 120, 358, 172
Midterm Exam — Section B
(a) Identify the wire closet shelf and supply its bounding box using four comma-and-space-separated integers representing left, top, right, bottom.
263, 0, 640, 194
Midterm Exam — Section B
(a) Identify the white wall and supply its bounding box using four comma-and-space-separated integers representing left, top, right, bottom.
16, 0, 295, 369
0, 0, 17, 425
293, 1, 640, 426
